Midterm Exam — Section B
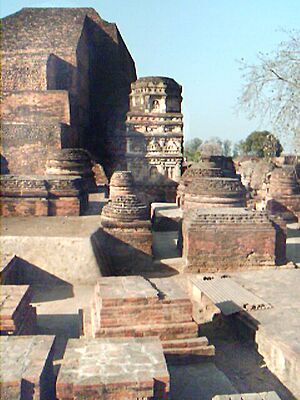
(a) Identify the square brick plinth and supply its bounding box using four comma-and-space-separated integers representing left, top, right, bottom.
0, 335, 55, 400
182, 208, 276, 272
0, 285, 36, 335
83, 276, 215, 360
57, 337, 169, 400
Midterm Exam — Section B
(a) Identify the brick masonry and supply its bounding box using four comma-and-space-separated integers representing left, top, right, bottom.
0, 335, 55, 399
1, 7, 136, 215
0, 175, 87, 216
182, 208, 277, 272
83, 276, 215, 360
0, 285, 36, 335
56, 337, 170, 400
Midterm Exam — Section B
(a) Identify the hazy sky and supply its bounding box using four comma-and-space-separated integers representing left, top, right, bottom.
1, 1, 299, 148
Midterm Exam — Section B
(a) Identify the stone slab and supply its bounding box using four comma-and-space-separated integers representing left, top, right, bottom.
96, 275, 158, 306
0, 335, 55, 399
56, 337, 169, 400
190, 277, 272, 315
213, 393, 281, 400
151, 202, 183, 231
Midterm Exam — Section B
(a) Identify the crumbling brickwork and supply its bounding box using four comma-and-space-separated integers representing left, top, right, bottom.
0, 7, 136, 215
182, 209, 276, 272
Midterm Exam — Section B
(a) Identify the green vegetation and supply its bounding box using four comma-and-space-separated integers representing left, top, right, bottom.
239, 131, 283, 159
184, 131, 283, 162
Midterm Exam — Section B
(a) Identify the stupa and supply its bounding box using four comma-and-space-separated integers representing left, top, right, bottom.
179, 156, 281, 271
266, 165, 300, 221
177, 156, 246, 210
100, 171, 152, 274
45, 148, 97, 192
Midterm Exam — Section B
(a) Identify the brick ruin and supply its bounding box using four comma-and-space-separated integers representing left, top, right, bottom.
177, 156, 246, 210
99, 171, 153, 274
265, 165, 300, 221
0, 7, 137, 216
182, 208, 276, 272
0, 335, 56, 400
83, 276, 215, 360
178, 156, 286, 272
1, 6, 299, 400
236, 156, 300, 221
125, 77, 184, 203
0, 285, 36, 335
56, 337, 170, 400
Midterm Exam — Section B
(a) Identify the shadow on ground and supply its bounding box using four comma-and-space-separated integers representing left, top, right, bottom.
200, 316, 296, 400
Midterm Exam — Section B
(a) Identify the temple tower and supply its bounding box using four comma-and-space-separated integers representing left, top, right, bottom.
125, 77, 184, 203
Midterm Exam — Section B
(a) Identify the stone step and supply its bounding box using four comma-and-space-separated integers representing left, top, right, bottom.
94, 321, 199, 341
161, 336, 208, 349
163, 344, 215, 357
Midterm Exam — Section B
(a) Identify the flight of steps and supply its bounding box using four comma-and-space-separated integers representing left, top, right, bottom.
83, 276, 215, 360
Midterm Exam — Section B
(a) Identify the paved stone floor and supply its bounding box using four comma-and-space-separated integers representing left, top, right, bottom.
169, 361, 237, 400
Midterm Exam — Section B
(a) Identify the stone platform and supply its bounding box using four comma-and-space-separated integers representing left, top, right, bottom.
0, 285, 36, 335
230, 269, 300, 399
0, 335, 55, 399
56, 337, 169, 400
0, 216, 111, 285
84, 276, 215, 360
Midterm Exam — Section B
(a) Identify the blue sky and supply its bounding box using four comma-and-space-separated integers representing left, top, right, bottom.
1, 1, 299, 149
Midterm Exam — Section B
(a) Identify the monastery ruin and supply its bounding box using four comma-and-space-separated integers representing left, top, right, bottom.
0, 7, 300, 400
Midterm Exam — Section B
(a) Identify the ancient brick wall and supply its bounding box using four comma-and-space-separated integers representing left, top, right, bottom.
183, 226, 276, 272
1, 91, 71, 124
86, 19, 137, 175
1, 8, 137, 179
1, 123, 74, 175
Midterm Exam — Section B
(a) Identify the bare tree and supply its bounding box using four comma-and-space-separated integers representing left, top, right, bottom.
200, 137, 223, 156
238, 30, 300, 153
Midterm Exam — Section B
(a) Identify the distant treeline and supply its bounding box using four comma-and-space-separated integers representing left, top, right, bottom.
184, 131, 283, 161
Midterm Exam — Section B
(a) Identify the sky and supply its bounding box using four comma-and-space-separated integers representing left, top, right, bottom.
1, 0, 299, 149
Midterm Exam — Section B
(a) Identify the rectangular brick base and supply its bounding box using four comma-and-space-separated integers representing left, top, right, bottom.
0, 335, 55, 399
182, 208, 276, 273
0, 285, 37, 335
0, 198, 48, 216
57, 337, 170, 400
83, 276, 215, 360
